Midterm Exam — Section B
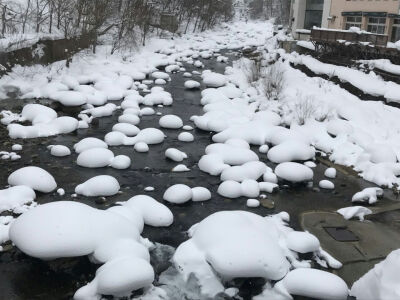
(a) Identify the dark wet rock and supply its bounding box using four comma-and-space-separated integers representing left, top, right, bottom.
260, 198, 274, 209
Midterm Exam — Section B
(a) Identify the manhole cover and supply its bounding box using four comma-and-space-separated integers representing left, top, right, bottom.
324, 226, 359, 242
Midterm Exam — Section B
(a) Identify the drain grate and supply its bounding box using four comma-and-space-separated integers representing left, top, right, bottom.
324, 226, 359, 242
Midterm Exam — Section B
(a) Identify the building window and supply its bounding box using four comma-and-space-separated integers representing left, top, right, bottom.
304, 0, 324, 29
367, 17, 386, 34
392, 19, 400, 42
345, 16, 362, 30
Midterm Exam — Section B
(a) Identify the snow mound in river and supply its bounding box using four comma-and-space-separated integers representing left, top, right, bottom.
9, 196, 173, 300
173, 210, 345, 298
163, 184, 211, 204
275, 162, 313, 183
77, 148, 130, 169
75, 175, 120, 197
8, 166, 57, 193
0, 186, 36, 214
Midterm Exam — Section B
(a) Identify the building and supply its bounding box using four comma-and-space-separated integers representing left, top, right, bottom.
290, 0, 400, 42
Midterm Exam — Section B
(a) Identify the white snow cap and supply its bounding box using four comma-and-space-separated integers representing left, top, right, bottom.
275, 162, 313, 183
159, 115, 183, 129
49, 145, 71, 157
274, 268, 348, 300
173, 211, 291, 297
324, 168, 337, 179
163, 184, 211, 204
165, 148, 187, 162
178, 132, 194, 142
184, 80, 201, 89
319, 180, 335, 190
75, 175, 120, 197
337, 206, 372, 221
352, 187, 383, 204
10, 195, 173, 300
74, 137, 108, 153
8, 166, 57, 193
0, 186, 36, 214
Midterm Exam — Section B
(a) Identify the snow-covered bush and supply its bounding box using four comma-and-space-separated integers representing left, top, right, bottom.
239, 57, 262, 85
262, 62, 285, 100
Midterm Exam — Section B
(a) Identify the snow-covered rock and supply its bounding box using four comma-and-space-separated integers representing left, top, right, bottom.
274, 268, 348, 300
8, 116, 79, 139
165, 148, 187, 162
163, 184, 193, 204
319, 180, 335, 190
178, 132, 194, 142
191, 187, 211, 202
74, 137, 108, 153
112, 123, 140, 136
202, 71, 227, 87
275, 162, 313, 183
286, 231, 320, 254
49, 145, 71, 157
324, 168, 337, 179
134, 142, 149, 153
77, 148, 115, 168
220, 161, 267, 182
267, 141, 315, 163
8, 166, 57, 193
246, 199, 260, 208
0, 186, 36, 214
172, 164, 190, 172
337, 206, 372, 221
218, 179, 260, 198
184, 80, 201, 89
75, 175, 120, 197
9, 196, 173, 300
352, 187, 383, 204
159, 115, 183, 129
173, 211, 291, 297
132, 128, 165, 145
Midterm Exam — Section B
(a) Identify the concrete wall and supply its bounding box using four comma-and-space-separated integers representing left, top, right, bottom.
0, 36, 92, 75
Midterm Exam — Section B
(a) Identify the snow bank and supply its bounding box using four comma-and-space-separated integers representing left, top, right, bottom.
351, 249, 400, 300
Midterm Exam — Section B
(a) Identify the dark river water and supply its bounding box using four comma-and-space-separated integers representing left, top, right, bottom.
0, 50, 387, 300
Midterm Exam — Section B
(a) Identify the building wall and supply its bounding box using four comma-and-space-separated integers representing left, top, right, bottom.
291, 0, 307, 34
328, 0, 400, 38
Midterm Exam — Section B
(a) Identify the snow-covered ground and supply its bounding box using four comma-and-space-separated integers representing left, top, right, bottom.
0, 19, 400, 300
